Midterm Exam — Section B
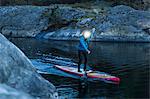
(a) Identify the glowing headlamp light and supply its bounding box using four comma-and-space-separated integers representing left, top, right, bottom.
83, 30, 91, 39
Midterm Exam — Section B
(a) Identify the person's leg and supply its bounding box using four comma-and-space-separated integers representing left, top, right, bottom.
78, 50, 82, 72
83, 51, 87, 71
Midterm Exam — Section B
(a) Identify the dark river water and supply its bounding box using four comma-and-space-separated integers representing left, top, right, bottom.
11, 38, 150, 99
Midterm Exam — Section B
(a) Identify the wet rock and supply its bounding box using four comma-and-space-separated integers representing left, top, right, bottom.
0, 84, 33, 99
0, 33, 58, 99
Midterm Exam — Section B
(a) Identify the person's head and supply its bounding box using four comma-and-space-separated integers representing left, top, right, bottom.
82, 30, 92, 39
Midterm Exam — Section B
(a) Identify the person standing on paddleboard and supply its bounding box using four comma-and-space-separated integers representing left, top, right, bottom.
78, 28, 95, 72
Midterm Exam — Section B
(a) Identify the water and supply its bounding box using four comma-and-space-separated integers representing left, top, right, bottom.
10, 38, 150, 98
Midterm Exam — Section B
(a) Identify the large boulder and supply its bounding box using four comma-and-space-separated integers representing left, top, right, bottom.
93, 5, 150, 41
0, 84, 33, 99
0, 33, 58, 99
0, 5, 87, 37
0, 6, 50, 37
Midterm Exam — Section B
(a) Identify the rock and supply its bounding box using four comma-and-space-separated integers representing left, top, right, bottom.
0, 5, 150, 42
54, 6, 86, 22
43, 5, 150, 42
0, 84, 34, 99
137, 19, 150, 29
43, 27, 81, 40
0, 0, 89, 6
0, 6, 50, 37
76, 18, 93, 27
0, 33, 58, 99
99, 5, 150, 41
0, 5, 86, 38
0, 0, 149, 10
32, 0, 81, 5
106, 0, 150, 10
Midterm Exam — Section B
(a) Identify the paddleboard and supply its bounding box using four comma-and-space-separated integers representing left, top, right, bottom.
54, 65, 120, 84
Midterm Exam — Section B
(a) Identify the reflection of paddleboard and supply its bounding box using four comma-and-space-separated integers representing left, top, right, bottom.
54, 65, 120, 84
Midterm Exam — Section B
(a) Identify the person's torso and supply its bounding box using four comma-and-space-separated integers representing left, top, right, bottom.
78, 36, 89, 51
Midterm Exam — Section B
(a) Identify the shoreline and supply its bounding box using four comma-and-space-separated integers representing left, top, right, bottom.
8, 36, 150, 43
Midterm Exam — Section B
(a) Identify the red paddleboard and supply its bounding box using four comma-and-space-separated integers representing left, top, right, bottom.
54, 65, 120, 84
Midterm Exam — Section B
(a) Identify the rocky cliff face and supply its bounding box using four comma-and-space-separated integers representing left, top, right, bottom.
0, 6, 50, 37
0, 33, 58, 99
43, 5, 150, 42
0, 4, 150, 42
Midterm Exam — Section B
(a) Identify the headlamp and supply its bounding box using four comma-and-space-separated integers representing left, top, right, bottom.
83, 30, 91, 39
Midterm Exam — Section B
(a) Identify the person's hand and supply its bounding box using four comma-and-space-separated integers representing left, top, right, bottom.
92, 28, 96, 33
87, 50, 91, 54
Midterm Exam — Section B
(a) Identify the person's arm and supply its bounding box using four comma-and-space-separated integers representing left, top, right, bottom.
80, 37, 89, 52
92, 28, 96, 34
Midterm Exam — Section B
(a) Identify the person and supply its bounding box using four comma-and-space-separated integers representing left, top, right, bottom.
78, 28, 95, 72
